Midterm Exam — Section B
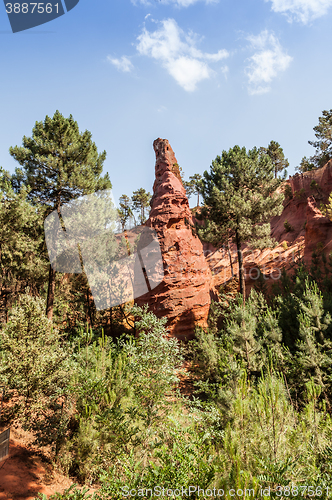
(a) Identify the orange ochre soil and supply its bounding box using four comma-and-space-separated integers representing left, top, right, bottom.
0, 424, 99, 500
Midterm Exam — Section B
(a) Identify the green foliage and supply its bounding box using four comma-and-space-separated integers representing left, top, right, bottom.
294, 187, 306, 198
10, 110, 111, 210
99, 419, 216, 499
131, 188, 151, 225
0, 168, 47, 319
171, 162, 185, 184
310, 179, 319, 190
5, 119, 332, 496
283, 183, 293, 200
53, 305, 185, 482
184, 173, 203, 206
198, 145, 283, 250
126, 305, 184, 428
197, 145, 284, 298
283, 219, 293, 232
296, 110, 332, 172
224, 291, 283, 376
0, 294, 73, 450
9, 110, 112, 322
0, 294, 70, 409
296, 156, 316, 173
117, 194, 134, 231
322, 192, 332, 222
34, 484, 99, 500
309, 109, 332, 168
260, 140, 289, 179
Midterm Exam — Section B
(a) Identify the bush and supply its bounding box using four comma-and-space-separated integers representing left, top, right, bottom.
284, 184, 293, 200
294, 188, 306, 199
126, 305, 185, 428
284, 220, 293, 232
0, 293, 74, 451
0, 293, 71, 415
56, 305, 186, 482
310, 179, 319, 191
98, 419, 216, 499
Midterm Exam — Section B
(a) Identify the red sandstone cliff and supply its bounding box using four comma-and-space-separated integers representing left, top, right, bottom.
135, 138, 212, 340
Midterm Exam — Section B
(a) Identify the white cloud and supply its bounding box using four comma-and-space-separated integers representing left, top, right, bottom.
136, 18, 229, 91
266, 0, 332, 23
221, 65, 229, 79
245, 30, 292, 95
132, 0, 218, 6
108, 56, 134, 73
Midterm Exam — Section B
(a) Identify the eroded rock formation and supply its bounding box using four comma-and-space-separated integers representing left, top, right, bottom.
135, 138, 212, 340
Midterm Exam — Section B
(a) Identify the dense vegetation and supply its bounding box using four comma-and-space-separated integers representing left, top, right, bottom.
1, 110, 332, 499
2, 257, 332, 499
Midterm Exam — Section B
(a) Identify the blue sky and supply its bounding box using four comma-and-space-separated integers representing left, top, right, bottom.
0, 0, 332, 205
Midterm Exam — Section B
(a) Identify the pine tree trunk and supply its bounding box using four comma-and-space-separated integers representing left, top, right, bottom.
235, 230, 245, 303
227, 240, 234, 278
46, 264, 56, 320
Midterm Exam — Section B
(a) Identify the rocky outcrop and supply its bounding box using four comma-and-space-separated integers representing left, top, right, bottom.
135, 138, 212, 340
135, 144, 332, 336
304, 196, 332, 261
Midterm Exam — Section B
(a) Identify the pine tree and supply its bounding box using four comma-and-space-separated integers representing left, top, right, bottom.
296, 110, 332, 172
131, 188, 151, 225
260, 141, 289, 179
309, 109, 332, 168
184, 173, 203, 206
118, 194, 134, 231
9, 111, 112, 320
197, 146, 284, 300
296, 156, 316, 173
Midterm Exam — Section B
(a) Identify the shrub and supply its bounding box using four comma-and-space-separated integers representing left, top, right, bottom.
98, 419, 216, 499
126, 305, 185, 429
284, 220, 293, 232
294, 188, 306, 199
57, 305, 186, 481
284, 184, 293, 200
310, 179, 319, 191
322, 192, 332, 222
0, 293, 71, 415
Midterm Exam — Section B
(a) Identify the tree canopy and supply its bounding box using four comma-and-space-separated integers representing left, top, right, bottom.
260, 140, 289, 179
9, 110, 112, 320
118, 194, 134, 231
309, 109, 332, 168
131, 188, 151, 225
10, 110, 112, 212
184, 174, 202, 206
197, 145, 284, 299
297, 109, 332, 172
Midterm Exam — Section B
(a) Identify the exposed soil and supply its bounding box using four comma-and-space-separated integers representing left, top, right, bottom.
0, 422, 98, 500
